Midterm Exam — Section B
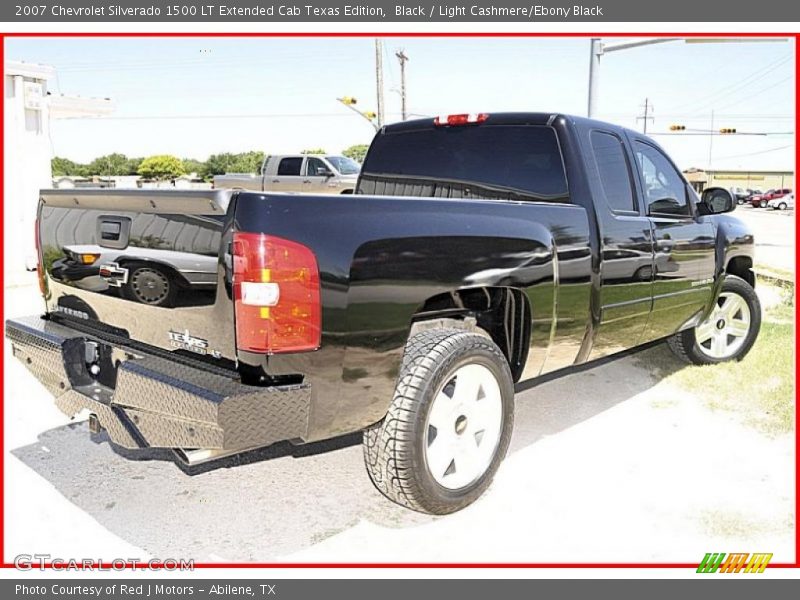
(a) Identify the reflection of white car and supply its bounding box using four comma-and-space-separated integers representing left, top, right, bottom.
52, 244, 217, 307
767, 193, 794, 211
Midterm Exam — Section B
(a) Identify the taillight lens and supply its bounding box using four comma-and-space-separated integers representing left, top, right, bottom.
35, 218, 46, 295
434, 113, 489, 126
232, 232, 321, 354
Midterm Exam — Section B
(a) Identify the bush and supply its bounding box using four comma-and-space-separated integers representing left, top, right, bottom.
137, 155, 186, 180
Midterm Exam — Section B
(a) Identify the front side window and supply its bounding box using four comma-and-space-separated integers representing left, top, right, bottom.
634, 141, 690, 217
277, 157, 302, 176
305, 157, 328, 176
326, 156, 361, 175
591, 131, 635, 213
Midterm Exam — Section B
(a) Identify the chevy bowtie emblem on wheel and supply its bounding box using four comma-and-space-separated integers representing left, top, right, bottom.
696, 552, 773, 573
98, 262, 129, 287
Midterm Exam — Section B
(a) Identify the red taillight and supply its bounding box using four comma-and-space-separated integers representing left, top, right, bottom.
232, 232, 321, 354
433, 113, 489, 126
35, 218, 46, 295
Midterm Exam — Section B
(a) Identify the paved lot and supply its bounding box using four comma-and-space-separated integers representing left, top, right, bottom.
4, 278, 794, 564
734, 205, 795, 272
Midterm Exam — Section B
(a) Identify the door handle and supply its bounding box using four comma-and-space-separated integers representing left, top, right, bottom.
271, 179, 280, 183
303, 179, 311, 184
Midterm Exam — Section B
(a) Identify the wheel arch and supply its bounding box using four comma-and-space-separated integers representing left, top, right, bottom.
408, 286, 531, 382
725, 255, 755, 288
115, 257, 190, 288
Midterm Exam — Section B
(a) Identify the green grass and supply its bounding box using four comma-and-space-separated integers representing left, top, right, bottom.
754, 263, 794, 284
646, 286, 794, 436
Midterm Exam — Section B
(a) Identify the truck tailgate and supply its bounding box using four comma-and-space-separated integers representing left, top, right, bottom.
37, 189, 238, 367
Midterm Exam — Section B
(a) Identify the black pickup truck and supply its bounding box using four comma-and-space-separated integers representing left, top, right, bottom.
6, 113, 760, 514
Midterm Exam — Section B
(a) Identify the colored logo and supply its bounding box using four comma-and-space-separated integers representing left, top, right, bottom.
697, 552, 773, 573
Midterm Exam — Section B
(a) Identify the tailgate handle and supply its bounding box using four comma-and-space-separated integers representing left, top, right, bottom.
97, 216, 131, 250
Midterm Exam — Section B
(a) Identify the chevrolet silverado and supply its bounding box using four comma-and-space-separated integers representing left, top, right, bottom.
6, 113, 760, 514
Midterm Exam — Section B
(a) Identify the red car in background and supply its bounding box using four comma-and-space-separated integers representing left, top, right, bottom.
749, 188, 792, 208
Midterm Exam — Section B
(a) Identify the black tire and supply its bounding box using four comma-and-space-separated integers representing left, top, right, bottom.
121, 262, 178, 308
363, 328, 515, 514
778, 202, 788, 211
667, 275, 761, 365
759, 199, 768, 208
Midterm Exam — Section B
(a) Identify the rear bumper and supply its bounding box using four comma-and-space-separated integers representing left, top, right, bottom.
5, 316, 311, 452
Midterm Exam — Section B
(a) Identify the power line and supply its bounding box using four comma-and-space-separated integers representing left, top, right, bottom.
664, 53, 792, 113
705, 75, 795, 114
58, 112, 408, 121
686, 144, 794, 161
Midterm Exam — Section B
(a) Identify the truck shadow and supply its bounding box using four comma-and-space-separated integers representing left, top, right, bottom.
10, 343, 683, 562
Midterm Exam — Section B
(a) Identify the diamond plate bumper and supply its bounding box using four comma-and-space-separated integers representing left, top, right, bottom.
6, 316, 311, 452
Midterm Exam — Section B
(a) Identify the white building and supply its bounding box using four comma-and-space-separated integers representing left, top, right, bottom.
4, 60, 114, 285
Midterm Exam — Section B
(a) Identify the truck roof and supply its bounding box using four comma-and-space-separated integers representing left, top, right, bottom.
381, 112, 634, 137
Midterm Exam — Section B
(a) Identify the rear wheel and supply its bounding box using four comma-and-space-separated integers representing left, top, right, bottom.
668, 275, 761, 365
363, 328, 514, 514
759, 199, 768, 208
122, 263, 178, 307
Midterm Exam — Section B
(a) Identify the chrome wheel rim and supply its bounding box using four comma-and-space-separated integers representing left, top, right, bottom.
695, 291, 751, 359
424, 363, 503, 490
131, 268, 169, 304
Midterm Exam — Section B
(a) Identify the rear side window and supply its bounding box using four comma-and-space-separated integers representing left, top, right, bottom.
361, 124, 569, 202
590, 131, 636, 213
277, 157, 302, 176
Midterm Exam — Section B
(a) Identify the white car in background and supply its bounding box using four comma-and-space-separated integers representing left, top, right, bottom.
767, 193, 794, 211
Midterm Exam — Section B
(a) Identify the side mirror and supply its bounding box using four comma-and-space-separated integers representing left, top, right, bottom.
318, 168, 334, 178
698, 187, 735, 215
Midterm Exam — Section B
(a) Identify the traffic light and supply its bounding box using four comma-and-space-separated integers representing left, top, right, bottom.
362, 111, 377, 120
669, 124, 686, 131
719, 128, 737, 134
340, 96, 357, 105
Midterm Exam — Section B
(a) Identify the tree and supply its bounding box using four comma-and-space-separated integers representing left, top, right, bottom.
137, 155, 186, 180
342, 144, 369, 163
182, 158, 207, 178
204, 151, 266, 176
301, 148, 327, 155
87, 153, 138, 176
125, 157, 144, 174
51, 157, 87, 177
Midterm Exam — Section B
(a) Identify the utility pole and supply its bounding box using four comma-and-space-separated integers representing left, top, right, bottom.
636, 98, 654, 134
708, 109, 715, 178
375, 39, 385, 128
396, 49, 409, 121
587, 38, 602, 118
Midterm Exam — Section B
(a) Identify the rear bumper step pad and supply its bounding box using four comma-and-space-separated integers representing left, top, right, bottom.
6, 316, 311, 451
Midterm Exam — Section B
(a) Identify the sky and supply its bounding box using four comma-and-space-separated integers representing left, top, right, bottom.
5, 36, 795, 172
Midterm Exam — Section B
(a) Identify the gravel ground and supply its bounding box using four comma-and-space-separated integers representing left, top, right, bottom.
4, 277, 795, 564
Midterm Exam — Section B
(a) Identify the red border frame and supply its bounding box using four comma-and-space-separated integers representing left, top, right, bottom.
0, 30, 797, 571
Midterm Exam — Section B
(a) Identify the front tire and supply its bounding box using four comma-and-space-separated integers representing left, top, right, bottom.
121, 262, 178, 307
668, 275, 761, 365
363, 328, 514, 514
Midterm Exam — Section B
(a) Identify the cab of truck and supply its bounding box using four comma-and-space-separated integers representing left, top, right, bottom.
263, 154, 360, 194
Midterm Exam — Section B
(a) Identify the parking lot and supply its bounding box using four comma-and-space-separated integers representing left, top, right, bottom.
734, 205, 795, 273
4, 205, 795, 563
